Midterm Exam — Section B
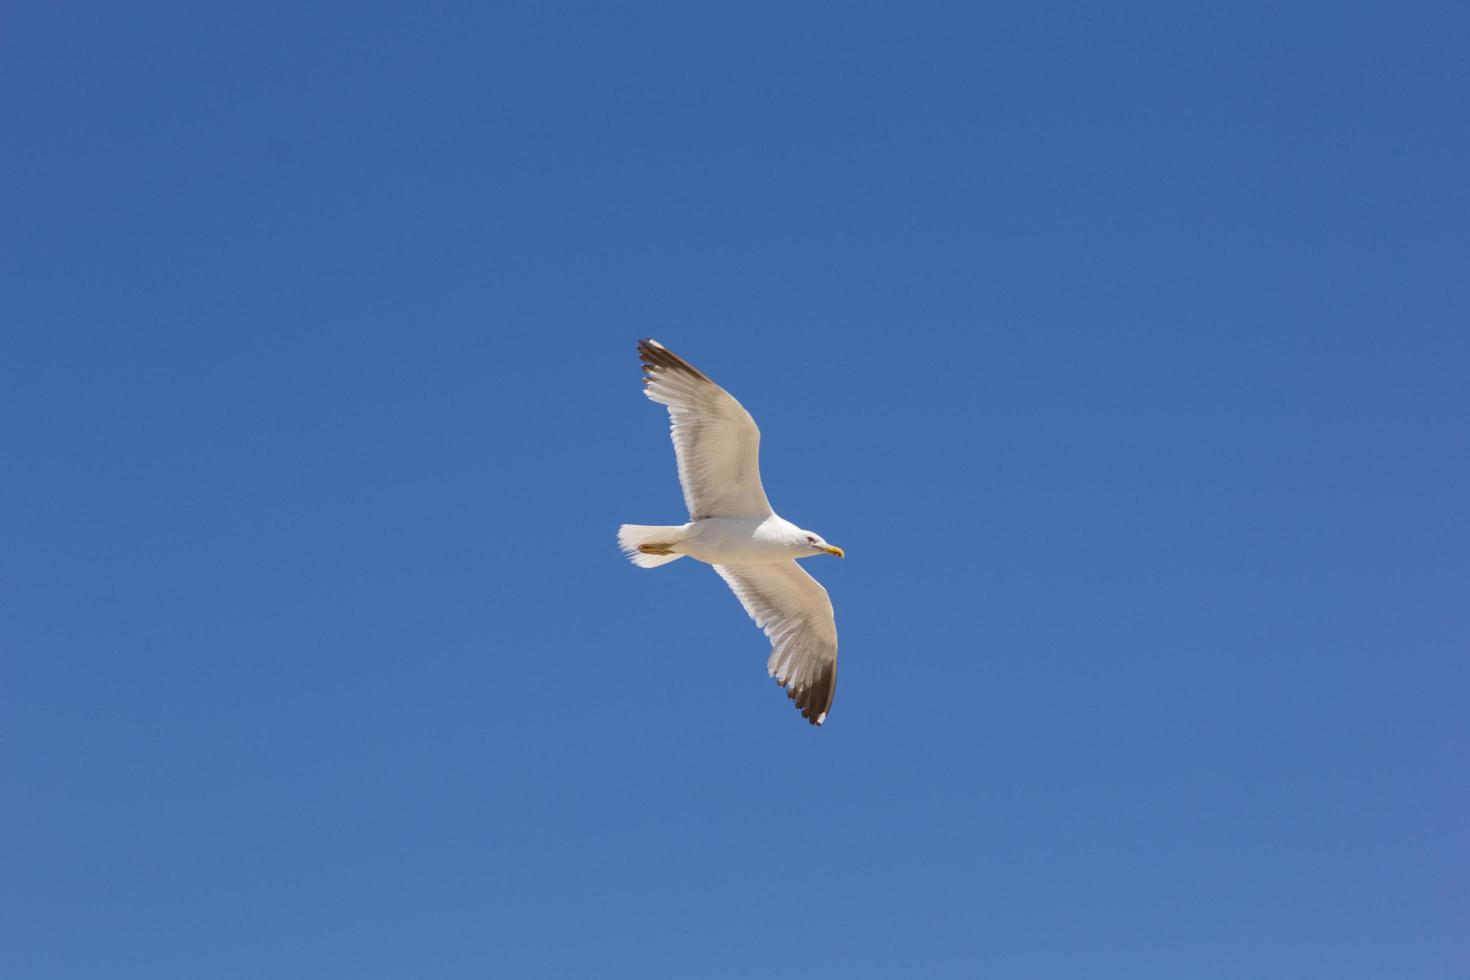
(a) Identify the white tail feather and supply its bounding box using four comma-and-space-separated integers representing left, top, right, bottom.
617, 524, 687, 568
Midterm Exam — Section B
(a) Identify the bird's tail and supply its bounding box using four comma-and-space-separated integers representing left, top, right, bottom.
617, 524, 688, 568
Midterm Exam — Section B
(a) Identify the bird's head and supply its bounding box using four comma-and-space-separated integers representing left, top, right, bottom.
799, 530, 844, 559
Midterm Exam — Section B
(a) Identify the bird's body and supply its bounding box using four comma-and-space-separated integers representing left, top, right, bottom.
625, 515, 814, 565
619, 339, 844, 726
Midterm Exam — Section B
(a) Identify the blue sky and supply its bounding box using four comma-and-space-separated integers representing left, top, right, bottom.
3, 3, 1467, 977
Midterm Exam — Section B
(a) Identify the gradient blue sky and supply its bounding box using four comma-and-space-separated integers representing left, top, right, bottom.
3, 3, 1467, 978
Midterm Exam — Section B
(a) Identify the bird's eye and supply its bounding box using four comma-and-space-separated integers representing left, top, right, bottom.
806, 535, 817, 544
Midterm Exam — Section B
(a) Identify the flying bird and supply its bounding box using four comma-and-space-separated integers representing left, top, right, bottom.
619, 339, 845, 726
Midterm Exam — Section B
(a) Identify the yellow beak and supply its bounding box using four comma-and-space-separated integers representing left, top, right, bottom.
821, 545, 845, 558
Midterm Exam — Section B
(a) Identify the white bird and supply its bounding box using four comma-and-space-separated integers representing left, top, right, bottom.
618, 339, 845, 726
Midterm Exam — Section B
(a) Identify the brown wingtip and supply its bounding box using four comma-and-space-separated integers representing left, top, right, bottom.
637, 338, 712, 383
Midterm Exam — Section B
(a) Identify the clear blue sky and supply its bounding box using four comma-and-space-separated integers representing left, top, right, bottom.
3, 3, 1467, 977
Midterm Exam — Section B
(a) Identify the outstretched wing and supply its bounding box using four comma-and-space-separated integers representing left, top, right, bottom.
638, 339, 773, 519
712, 561, 838, 726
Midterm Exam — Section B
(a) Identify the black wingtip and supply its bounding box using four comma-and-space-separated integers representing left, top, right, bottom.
779, 662, 836, 727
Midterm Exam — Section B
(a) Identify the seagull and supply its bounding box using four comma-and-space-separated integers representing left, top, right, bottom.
619, 339, 845, 726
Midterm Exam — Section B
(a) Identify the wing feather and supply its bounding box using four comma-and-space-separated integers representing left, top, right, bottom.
638, 339, 773, 519
712, 561, 838, 726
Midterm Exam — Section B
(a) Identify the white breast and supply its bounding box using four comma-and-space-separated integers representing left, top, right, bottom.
679, 516, 798, 565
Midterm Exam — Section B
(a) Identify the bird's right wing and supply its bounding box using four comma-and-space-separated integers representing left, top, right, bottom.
712, 561, 838, 726
638, 339, 773, 520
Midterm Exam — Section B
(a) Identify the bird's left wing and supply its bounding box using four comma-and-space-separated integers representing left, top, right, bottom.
712, 561, 838, 726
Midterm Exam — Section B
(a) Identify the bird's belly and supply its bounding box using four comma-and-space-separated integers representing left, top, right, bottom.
679, 517, 791, 564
